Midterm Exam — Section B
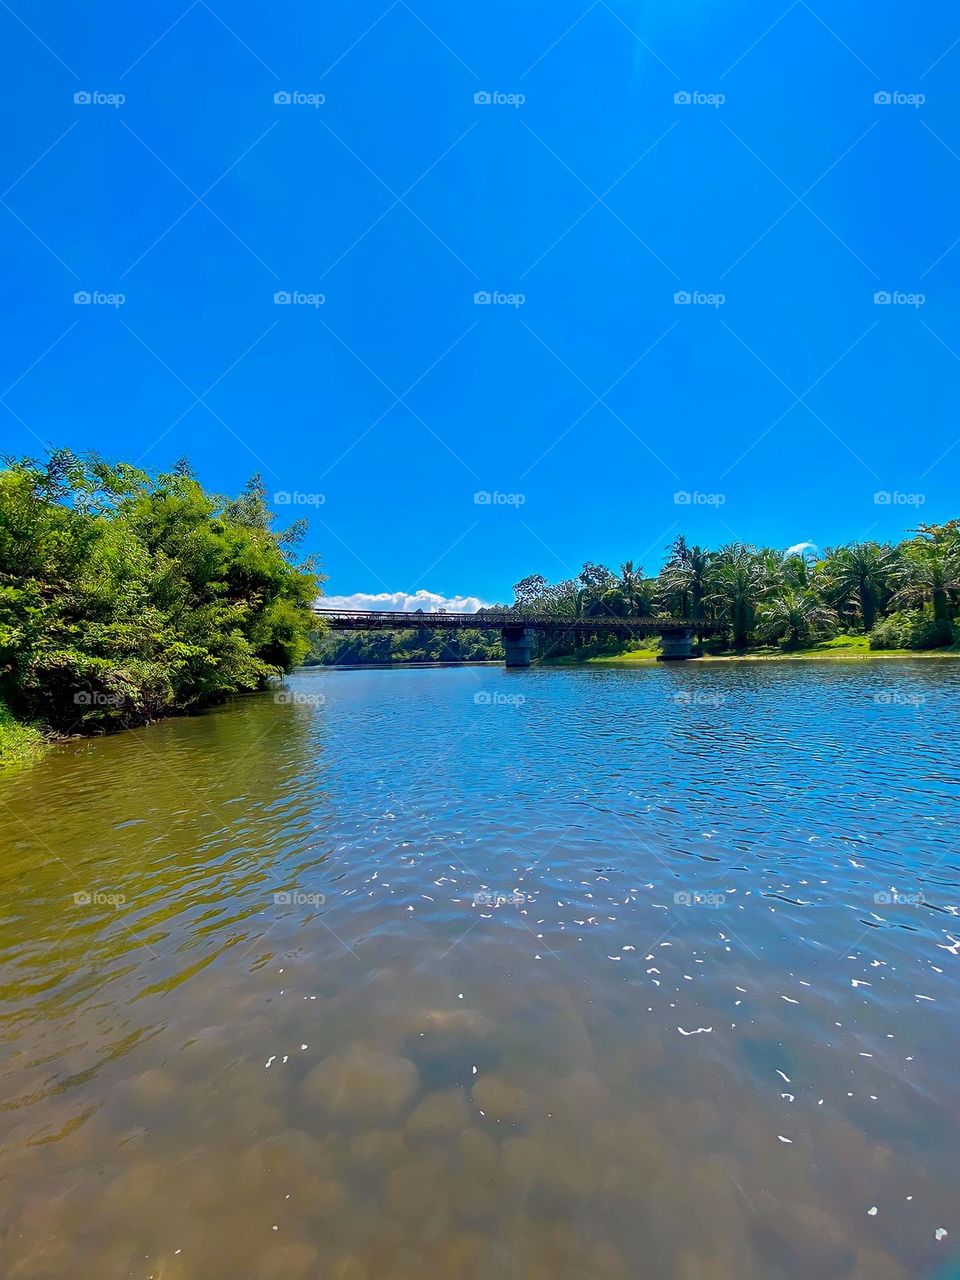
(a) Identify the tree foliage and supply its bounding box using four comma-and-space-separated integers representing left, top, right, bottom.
505, 526, 960, 656
0, 452, 322, 733
310, 626, 501, 666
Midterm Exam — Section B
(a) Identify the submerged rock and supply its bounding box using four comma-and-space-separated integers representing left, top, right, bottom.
152, 1259, 191, 1280
257, 1242, 320, 1280
406, 1089, 471, 1138
296, 1173, 347, 1217
301, 1047, 419, 1124
127, 1068, 178, 1108
333, 1257, 367, 1280
417, 1007, 494, 1039
459, 1127, 499, 1181
99, 1157, 167, 1217
349, 1128, 405, 1170
471, 1075, 529, 1124
500, 1135, 538, 1192
8, 1234, 77, 1279
677, 1253, 746, 1280
405, 1008, 496, 1061
239, 1129, 322, 1186
385, 1153, 446, 1221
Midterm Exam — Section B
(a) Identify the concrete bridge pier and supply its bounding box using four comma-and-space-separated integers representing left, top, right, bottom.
657, 629, 697, 661
501, 626, 535, 668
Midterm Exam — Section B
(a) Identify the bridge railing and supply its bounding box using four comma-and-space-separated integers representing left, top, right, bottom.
312, 608, 718, 634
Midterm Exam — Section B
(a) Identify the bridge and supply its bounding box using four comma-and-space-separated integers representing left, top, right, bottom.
313, 608, 716, 667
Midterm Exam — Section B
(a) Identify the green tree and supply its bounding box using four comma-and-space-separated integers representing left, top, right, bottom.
512, 574, 549, 610
706, 546, 765, 649
822, 542, 895, 631
891, 526, 960, 625
605, 560, 653, 618
658, 539, 712, 628
0, 454, 322, 734
756, 588, 837, 649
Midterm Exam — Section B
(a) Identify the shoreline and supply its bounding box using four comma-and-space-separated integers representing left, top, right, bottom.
314, 648, 960, 669
306, 660, 501, 671
3, 649, 956, 767
545, 643, 960, 666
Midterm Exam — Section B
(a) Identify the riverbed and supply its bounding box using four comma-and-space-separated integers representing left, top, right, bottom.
0, 662, 957, 1279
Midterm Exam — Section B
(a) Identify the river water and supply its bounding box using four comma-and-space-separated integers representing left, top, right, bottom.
0, 661, 958, 1280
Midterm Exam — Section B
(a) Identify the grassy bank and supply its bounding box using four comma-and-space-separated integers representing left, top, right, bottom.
545, 633, 960, 665
0, 701, 46, 766
547, 643, 661, 665
700, 639, 960, 661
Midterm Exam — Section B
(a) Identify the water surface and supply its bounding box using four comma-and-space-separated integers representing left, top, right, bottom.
1, 662, 958, 1279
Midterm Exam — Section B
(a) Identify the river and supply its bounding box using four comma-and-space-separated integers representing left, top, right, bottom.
0, 661, 957, 1279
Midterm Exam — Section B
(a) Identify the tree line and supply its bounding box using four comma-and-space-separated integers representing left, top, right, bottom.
309, 623, 501, 667
0, 452, 320, 739
318, 526, 960, 667
3, 448, 957, 747
505, 528, 960, 656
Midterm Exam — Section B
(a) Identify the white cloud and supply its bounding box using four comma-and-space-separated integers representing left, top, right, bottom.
318, 589, 491, 614
784, 541, 820, 559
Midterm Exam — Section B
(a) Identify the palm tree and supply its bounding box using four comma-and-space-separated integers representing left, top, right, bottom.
618, 560, 641, 613
602, 561, 653, 619
890, 536, 960, 624
706, 546, 765, 649
658, 541, 712, 629
822, 542, 895, 631
781, 552, 813, 591
756, 588, 837, 649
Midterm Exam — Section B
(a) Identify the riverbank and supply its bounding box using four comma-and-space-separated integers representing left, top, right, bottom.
0, 700, 46, 766
545, 633, 960, 665
308, 659, 500, 670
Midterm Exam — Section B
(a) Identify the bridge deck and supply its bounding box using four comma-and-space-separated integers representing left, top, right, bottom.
313, 608, 716, 635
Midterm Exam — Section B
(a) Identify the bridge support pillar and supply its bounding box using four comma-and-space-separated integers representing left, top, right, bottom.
501, 626, 534, 668
657, 629, 697, 661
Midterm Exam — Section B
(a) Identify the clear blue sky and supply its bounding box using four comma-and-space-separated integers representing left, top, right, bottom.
2, 0, 958, 606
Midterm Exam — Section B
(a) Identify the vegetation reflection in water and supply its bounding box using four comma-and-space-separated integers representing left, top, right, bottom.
0, 663, 958, 1280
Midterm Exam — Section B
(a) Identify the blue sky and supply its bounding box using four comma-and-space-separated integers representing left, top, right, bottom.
2, 0, 959, 607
